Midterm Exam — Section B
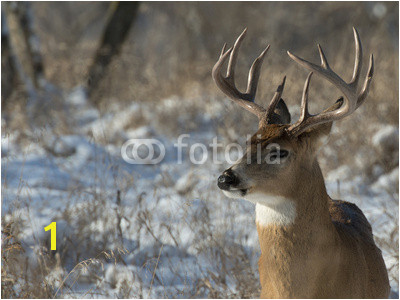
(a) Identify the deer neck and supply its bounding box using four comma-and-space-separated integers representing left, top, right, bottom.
255, 159, 332, 229
255, 159, 338, 297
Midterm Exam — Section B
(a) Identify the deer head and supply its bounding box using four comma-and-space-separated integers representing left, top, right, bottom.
213, 28, 373, 215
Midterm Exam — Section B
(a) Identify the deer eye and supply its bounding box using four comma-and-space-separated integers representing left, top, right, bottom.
269, 149, 289, 160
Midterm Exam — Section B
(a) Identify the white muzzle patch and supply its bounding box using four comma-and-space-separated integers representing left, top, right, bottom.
222, 189, 246, 199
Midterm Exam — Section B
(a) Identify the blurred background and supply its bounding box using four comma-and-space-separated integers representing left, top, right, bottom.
2, 2, 398, 298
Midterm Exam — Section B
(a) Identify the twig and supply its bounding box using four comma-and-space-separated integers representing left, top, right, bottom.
148, 244, 163, 298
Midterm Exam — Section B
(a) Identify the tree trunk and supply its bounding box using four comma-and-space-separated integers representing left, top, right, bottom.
1, 8, 18, 106
87, 2, 140, 102
4, 2, 45, 90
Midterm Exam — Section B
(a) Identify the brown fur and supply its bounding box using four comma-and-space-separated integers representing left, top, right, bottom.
256, 191, 390, 298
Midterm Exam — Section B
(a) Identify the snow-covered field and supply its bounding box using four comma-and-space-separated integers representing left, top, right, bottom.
2, 88, 398, 298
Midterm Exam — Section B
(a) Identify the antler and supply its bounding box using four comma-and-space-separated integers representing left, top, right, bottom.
212, 29, 286, 126
287, 27, 374, 136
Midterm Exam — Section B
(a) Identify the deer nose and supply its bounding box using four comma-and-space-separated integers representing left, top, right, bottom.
217, 169, 238, 190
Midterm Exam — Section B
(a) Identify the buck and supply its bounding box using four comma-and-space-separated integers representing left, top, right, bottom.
212, 28, 390, 298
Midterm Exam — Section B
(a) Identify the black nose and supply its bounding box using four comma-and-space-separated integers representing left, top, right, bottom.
217, 169, 238, 190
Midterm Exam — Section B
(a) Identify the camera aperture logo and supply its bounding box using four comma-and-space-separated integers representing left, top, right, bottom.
121, 139, 165, 164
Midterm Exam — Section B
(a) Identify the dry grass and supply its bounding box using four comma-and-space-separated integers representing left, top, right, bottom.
1, 152, 261, 298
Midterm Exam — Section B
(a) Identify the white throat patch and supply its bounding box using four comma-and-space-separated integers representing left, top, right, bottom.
222, 189, 297, 226
254, 195, 297, 226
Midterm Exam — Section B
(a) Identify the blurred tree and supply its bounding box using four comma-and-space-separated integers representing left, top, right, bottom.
3, 2, 70, 129
87, 1, 140, 103
1, 9, 18, 107
3, 1, 50, 127
4, 2, 45, 90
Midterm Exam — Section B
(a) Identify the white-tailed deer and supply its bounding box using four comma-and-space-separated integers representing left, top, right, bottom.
213, 28, 390, 298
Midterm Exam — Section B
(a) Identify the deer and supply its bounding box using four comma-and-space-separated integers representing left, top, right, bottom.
212, 28, 390, 298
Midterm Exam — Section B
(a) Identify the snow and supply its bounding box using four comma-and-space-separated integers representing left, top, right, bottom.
2, 88, 398, 297
372, 125, 399, 151
372, 167, 399, 191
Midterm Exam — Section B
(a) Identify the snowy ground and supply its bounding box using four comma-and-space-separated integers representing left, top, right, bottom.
2, 88, 398, 298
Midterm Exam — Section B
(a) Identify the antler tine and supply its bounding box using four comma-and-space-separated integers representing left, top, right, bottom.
246, 45, 270, 97
299, 72, 312, 122
226, 28, 247, 82
287, 72, 315, 135
287, 28, 374, 136
219, 43, 227, 59
357, 54, 374, 108
212, 46, 234, 91
212, 30, 270, 119
317, 45, 329, 69
350, 27, 362, 87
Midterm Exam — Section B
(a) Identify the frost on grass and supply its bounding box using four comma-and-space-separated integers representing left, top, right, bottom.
2, 88, 398, 298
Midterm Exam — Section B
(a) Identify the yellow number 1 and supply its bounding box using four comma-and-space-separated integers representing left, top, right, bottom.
44, 222, 57, 250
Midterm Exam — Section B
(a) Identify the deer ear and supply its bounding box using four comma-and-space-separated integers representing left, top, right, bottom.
301, 121, 333, 150
267, 99, 291, 125
275, 99, 291, 124
298, 98, 343, 150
